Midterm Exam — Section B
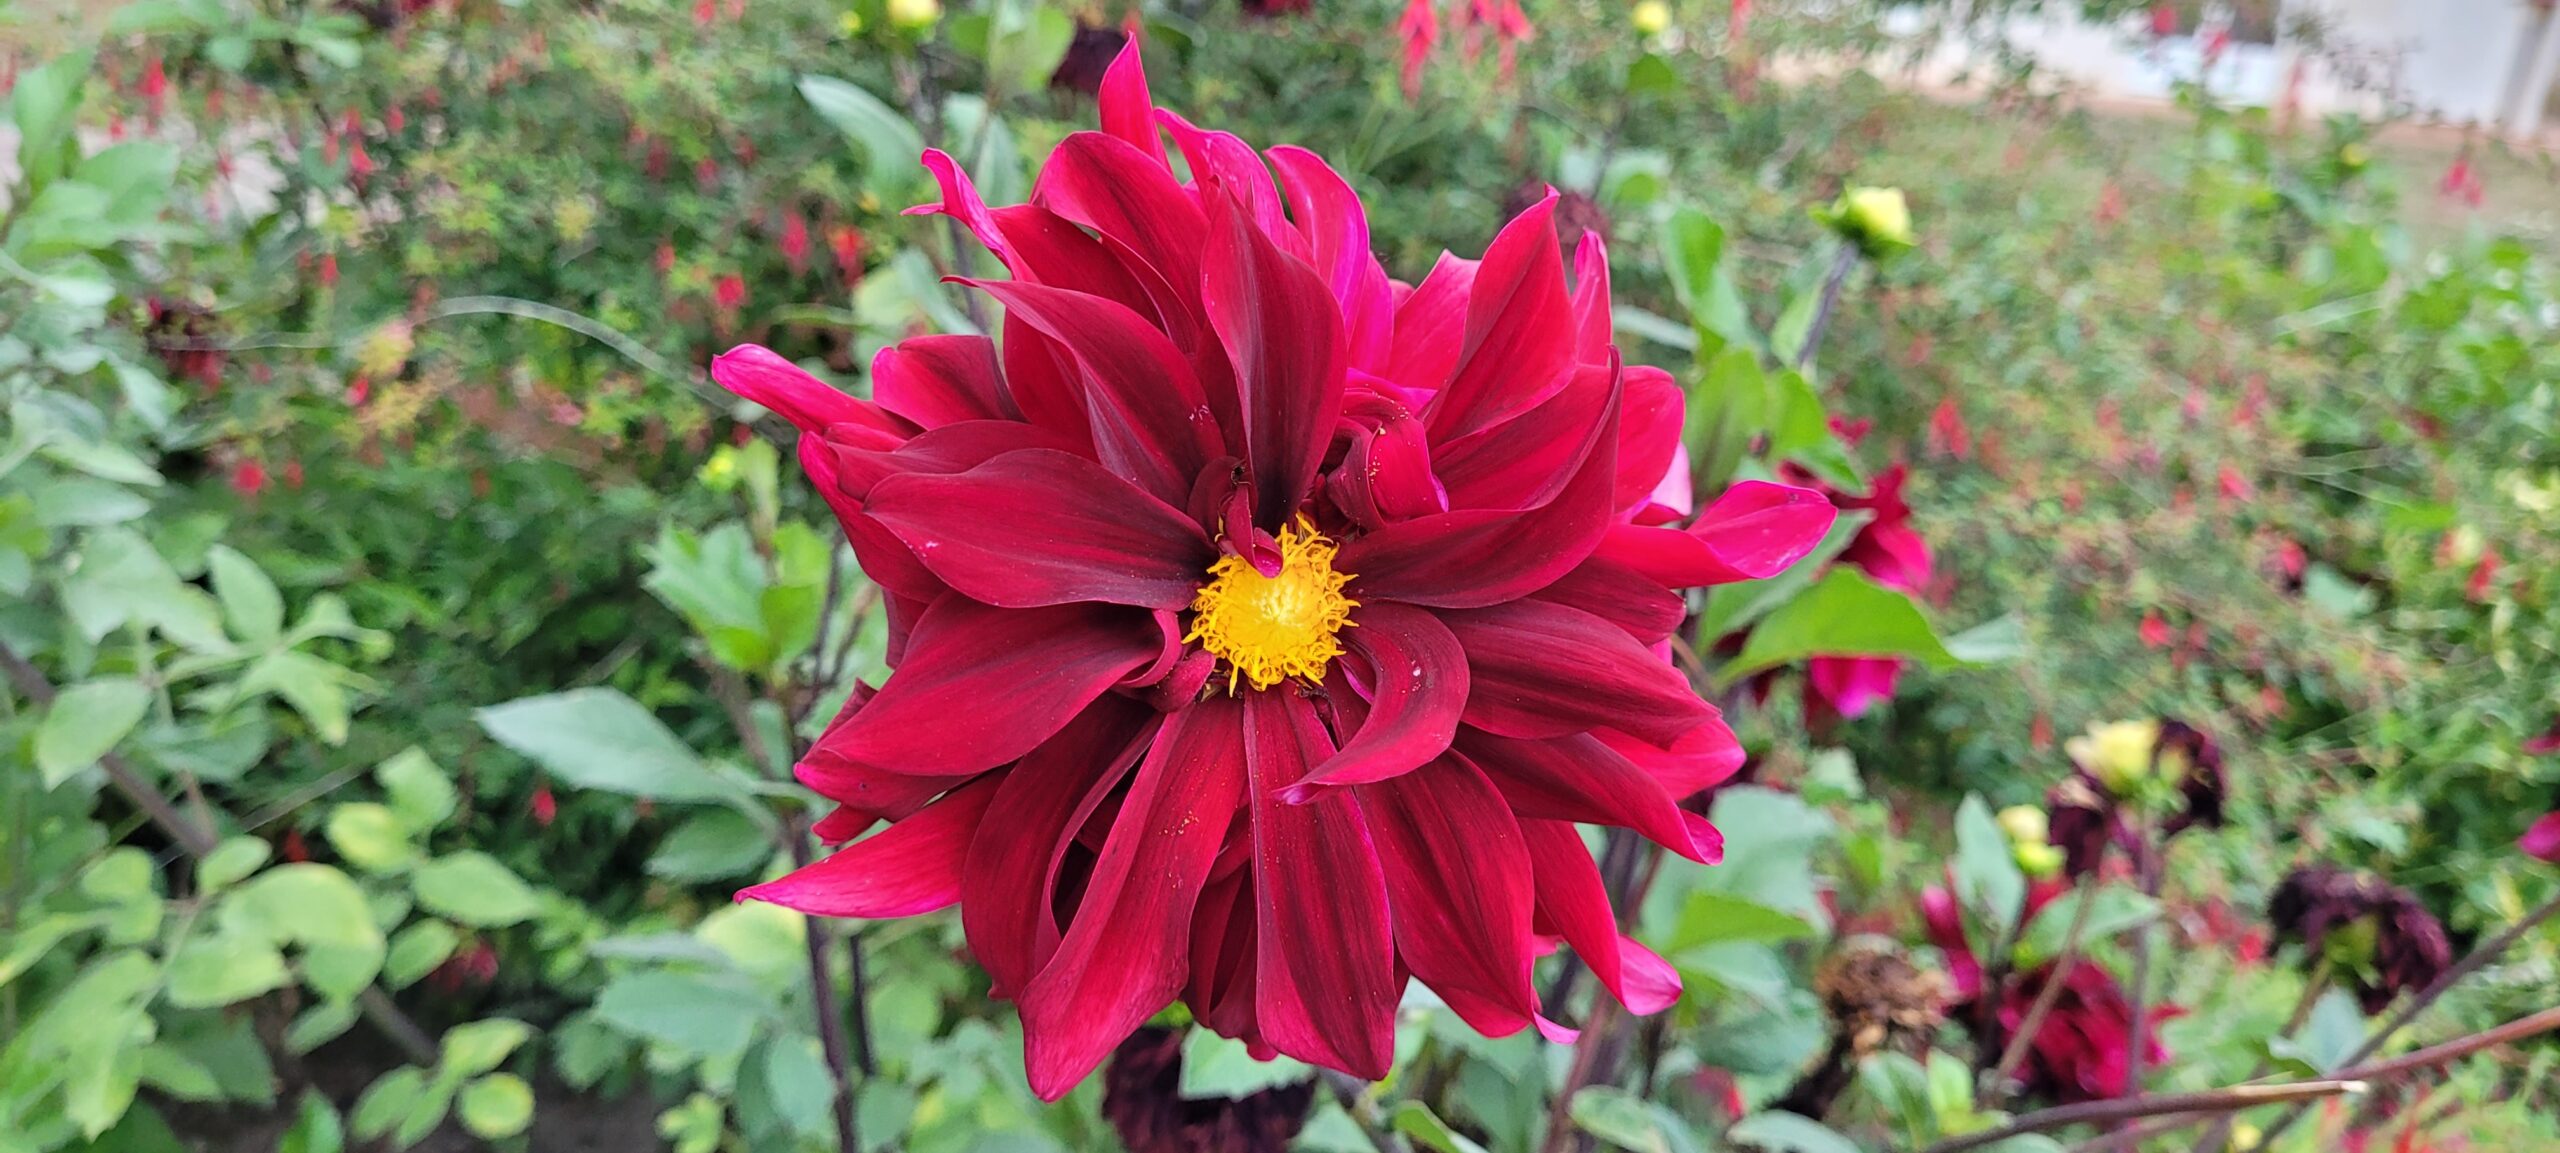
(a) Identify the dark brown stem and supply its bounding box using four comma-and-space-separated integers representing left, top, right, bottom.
3, 638, 439, 1063
789, 826, 863, 1153
1986, 873, 2100, 1099
2, 640, 219, 858
1922, 1080, 2367, 1153
2120, 828, 2165, 1097
2249, 891, 2560, 1149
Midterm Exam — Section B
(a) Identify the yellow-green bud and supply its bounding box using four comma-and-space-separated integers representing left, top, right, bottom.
2014, 842, 2065, 880
1632, 0, 1671, 36
2066, 720, 2161, 797
1997, 805, 2049, 849
1819, 185, 1915, 260
886, 0, 940, 31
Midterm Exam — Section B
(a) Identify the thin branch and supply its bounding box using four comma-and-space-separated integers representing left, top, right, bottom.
1921, 1081, 2368, 1153
2250, 890, 2560, 1149
1795, 244, 1863, 371
2339, 1003, 2560, 1084
419, 295, 710, 396
2121, 832, 2165, 1096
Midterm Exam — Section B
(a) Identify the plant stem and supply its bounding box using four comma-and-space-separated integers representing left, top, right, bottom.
2248, 890, 2560, 1149
2120, 829, 2164, 1097
1795, 244, 1863, 371
1923, 1080, 2369, 1153
789, 827, 864, 1153
1986, 874, 2101, 1099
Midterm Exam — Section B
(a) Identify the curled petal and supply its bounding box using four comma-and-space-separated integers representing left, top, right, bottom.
714, 344, 906, 436
963, 698, 1157, 998
1283, 602, 1469, 799
1459, 730, 1724, 864
1269, 145, 1396, 372
1522, 818, 1682, 1014
1598, 481, 1837, 588
740, 774, 1000, 917
1035, 132, 1207, 322
873, 335, 1012, 428
1097, 37, 1168, 168
957, 279, 1218, 504
1384, 252, 1476, 394
1424, 194, 1574, 443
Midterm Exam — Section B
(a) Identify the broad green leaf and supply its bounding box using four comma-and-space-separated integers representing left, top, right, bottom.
279, 1090, 345, 1153
1667, 891, 1819, 952
164, 933, 293, 1008
2012, 885, 2160, 969
440, 1019, 534, 1078
412, 852, 542, 927
475, 688, 734, 802
1178, 1028, 1312, 1100
236, 650, 359, 744
593, 970, 771, 1058
1391, 1101, 1492, 1153
1953, 795, 2027, 940
646, 808, 773, 883
1569, 1086, 1700, 1153
376, 747, 457, 831
383, 921, 460, 990
758, 1038, 837, 1140
206, 545, 285, 645
1943, 615, 2029, 664
283, 1000, 360, 1055
31, 477, 151, 527
1725, 1112, 1861, 1153
196, 837, 272, 893
2268, 989, 2365, 1074
350, 1068, 426, 1141
798, 76, 925, 200
457, 1074, 534, 1140
1717, 569, 1962, 684
36, 677, 151, 787
232, 864, 386, 953
324, 803, 416, 874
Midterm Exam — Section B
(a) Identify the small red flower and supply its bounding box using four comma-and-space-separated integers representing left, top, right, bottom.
2466, 548, 2500, 603
655, 238, 677, 277
346, 376, 372, 406
827, 224, 865, 286
1729, 0, 1752, 40
693, 0, 716, 25
779, 209, 812, 274
2216, 464, 2253, 506
1927, 398, 1971, 459
282, 460, 305, 489
713, 273, 746, 313
1492, 0, 1532, 85
718, 40, 1837, 1099
318, 252, 339, 289
230, 458, 269, 496
281, 828, 311, 863
2094, 181, 2124, 226
1397, 0, 1440, 102
531, 785, 558, 827
695, 157, 720, 191
140, 54, 167, 122
2139, 610, 2171, 649
2437, 152, 2484, 208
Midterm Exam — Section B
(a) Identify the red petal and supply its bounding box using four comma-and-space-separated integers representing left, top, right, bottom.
1569, 232, 1614, 361
714, 344, 905, 435
738, 773, 1000, 917
1244, 691, 1397, 1078
812, 597, 1158, 781
1268, 145, 1396, 372
1000, 315, 1095, 450
989, 203, 1161, 323
907, 149, 1013, 268
1597, 480, 1837, 587
1199, 190, 1348, 528
873, 335, 1012, 428
963, 279, 1219, 505
1282, 603, 1467, 799
1459, 730, 1723, 864
1035, 132, 1207, 324
1444, 598, 1710, 747
1528, 556, 1684, 646
1384, 252, 1476, 393
1433, 358, 1613, 511
1327, 383, 1445, 530
865, 448, 1212, 610
1097, 38, 1167, 168
2520, 811, 2560, 864
1355, 760, 1540, 1038
1019, 697, 1247, 1100
1521, 818, 1682, 1014
1613, 365, 1685, 517
1161, 111, 1291, 247
1423, 195, 1575, 443
963, 699, 1157, 998
1337, 369, 1618, 607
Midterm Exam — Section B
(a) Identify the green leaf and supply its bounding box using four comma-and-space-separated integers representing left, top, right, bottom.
206, 545, 285, 645
1953, 795, 2027, 940
32, 478, 152, 527
457, 1073, 534, 1140
280, 1090, 345, 1153
35, 677, 151, 787
1391, 1101, 1492, 1153
383, 921, 460, 990
646, 808, 774, 883
231, 864, 387, 961
325, 803, 416, 874
236, 650, 360, 744
1658, 206, 1754, 354
2012, 886, 2161, 970
164, 933, 292, 1008
1717, 569, 1962, 685
2268, 989, 2366, 1074
1569, 1086, 1699, 1153
282, 1000, 360, 1055
475, 689, 734, 803
1694, 510, 1871, 641
376, 747, 457, 831
412, 852, 543, 927
196, 837, 272, 893
1177, 1028, 1312, 1099
1667, 892, 1818, 952
440, 1019, 534, 1078
593, 970, 771, 1058
1725, 1112, 1861, 1153
1943, 615, 2029, 664
350, 1068, 426, 1141
759, 1038, 837, 1140
9, 52, 92, 192
798, 76, 925, 200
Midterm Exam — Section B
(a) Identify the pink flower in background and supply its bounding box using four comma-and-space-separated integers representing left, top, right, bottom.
714, 273, 746, 313
2139, 610, 2171, 649
2521, 812, 2560, 863
230, 459, 269, 497
2526, 719, 2560, 756
345, 376, 372, 407
2466, 548, 2500, 603
1777, 464, 1931, 724
531, 785, 558, 828
1493, 0, 1533, 84
780, 209, 812, 273
2216, 463, 2253, 506
1927, 397, 1971, 459
1729, 0, 1752, 41
1398, 0, 1439, 101
2437, 153, 2484, 208
715, 40, 1834, 1099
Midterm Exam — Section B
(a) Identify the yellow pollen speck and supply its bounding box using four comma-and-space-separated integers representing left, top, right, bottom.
1186, 518, 1357, 692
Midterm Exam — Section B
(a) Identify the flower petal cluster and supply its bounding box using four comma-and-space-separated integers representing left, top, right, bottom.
713, 42, 1835, 1098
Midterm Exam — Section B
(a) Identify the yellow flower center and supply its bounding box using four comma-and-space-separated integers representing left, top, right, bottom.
1187, 519, 1357, 692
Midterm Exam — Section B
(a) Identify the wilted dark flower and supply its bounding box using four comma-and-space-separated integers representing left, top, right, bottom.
1922, 882, 2169, 1104
1103, 1027, 1314, 1153
1816, 940, 1951, 1058
1050, 20, 1127, 97
2044, 771, 2123, 880
145, 297, 227, 388
2155, 719, 2226, 835
2267, 866, 2453, 1014
1502, 182, 1607, 251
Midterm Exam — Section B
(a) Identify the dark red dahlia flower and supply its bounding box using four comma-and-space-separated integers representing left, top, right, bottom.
1924, 881, 2170, 1104
718, 42, 1835, 1100
2267, 866, 2453, 1014
2154, 718, 2226, 836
